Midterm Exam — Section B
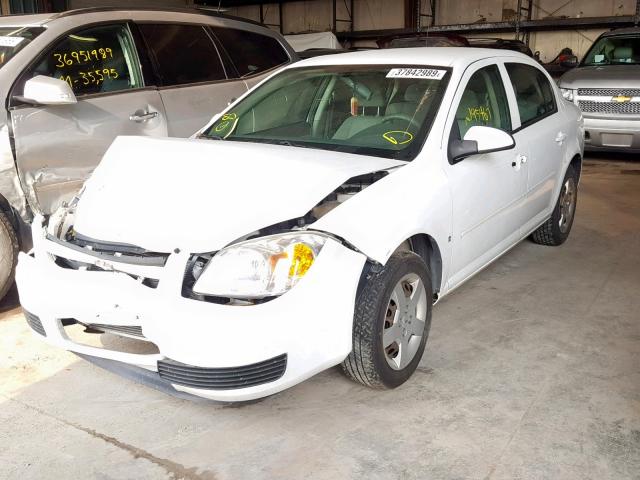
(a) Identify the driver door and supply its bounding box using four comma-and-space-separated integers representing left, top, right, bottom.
444, 61, 529, 289
9, 23, 168, 214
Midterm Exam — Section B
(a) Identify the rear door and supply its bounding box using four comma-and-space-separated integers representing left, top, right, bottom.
9, 23, 168, 214
504, 62, 563, 223
136, 23, 247, 137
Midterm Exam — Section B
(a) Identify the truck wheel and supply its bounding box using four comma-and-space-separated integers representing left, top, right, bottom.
342, 251, 432, 389
531, 165, 578, 246
0, 210, 19, 301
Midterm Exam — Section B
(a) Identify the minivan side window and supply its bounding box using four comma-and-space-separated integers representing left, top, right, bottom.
138, 24, 226, 86
505, 63, 556, 126
211, 27, 290, 77
454, 64, 511, 138
26, 24, 142, 96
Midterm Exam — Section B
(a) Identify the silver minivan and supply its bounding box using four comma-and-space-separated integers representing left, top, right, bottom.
0, 7, 296, 299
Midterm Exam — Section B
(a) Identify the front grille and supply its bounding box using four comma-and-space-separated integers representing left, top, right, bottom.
24, 310, 45, 336
578, 100, 640, 115
578, 88, 640, 97
88, 324, 144, 338
54, 256, 159, 289
158, 354, 287, 390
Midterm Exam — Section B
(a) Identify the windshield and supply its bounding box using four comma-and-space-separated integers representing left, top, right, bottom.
0, 26, 45, 69
202, 65, 450, 160
582, 35, 640, 66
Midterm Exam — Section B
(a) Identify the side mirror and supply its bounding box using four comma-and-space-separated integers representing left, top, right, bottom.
449, 126, 515, 164
19, 75, 77, 106
559, 54, 578, 68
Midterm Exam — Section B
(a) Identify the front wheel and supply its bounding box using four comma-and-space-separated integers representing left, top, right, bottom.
342, 251, 432, 389
530, 164, 578, 246
0, 210, 18, 300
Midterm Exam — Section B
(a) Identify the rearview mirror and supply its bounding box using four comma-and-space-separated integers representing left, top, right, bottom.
449, 126, 515, 164
559, 54, 578, 69
20, 75, 77, 106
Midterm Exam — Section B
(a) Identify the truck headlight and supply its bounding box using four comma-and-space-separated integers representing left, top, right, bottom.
560, 88, 575, 102
192, 232, 329, 299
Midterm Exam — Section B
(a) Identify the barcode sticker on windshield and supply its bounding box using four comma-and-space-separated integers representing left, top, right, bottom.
387, 68, 446, 80
0, 36, 24, 47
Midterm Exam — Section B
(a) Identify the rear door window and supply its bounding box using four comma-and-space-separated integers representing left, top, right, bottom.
211, 27, 290, 77
505, 63, 556, 126
138, 24, 226, 86
26, 24, 142, 96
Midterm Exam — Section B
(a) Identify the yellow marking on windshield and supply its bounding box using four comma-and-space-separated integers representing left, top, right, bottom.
383, 131, 414, 145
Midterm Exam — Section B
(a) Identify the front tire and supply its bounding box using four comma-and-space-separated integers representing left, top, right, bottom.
0, 210, 18, 300
342, 251, 432, 389
530, 164, 578, 246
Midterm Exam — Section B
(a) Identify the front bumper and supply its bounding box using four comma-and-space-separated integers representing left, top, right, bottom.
16, 219, 366, 401
582, 116, 640, 152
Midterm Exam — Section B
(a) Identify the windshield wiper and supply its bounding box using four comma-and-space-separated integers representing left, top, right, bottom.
199, 134, 224, 141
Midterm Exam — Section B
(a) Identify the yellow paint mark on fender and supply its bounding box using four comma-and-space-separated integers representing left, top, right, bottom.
383, 131, 414, 145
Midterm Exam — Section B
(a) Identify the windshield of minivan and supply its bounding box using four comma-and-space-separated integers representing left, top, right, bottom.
582, 35, 640, 65
0, 26, 45, 69
202, 65, 450, 160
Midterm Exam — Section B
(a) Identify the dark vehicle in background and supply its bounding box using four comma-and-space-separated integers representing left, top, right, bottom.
297, 47, 348, 59
558, 27, 640, 152
377, 33, 469, 49
467, 37, 533, 57
543, 47, 579, 78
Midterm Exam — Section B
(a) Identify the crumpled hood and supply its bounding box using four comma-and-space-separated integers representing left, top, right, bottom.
73, 136, 404, 253
559, 65, 640, 89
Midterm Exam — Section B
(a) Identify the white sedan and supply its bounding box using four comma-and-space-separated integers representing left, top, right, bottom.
16, 48, 583, 401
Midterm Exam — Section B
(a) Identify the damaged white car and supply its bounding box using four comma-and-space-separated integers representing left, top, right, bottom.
17, 48, 583, 401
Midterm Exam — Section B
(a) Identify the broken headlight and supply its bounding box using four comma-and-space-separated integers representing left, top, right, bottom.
192, 232, 328, 299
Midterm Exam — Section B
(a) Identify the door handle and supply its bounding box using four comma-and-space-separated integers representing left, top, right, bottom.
511, 154, 527, 170
129, 111, 158, 123
555, 132, 567, 144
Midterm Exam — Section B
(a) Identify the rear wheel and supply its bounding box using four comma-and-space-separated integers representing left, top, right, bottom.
0, 210, 18, 300
530, 165, 578, 246
342, 251, 432, 389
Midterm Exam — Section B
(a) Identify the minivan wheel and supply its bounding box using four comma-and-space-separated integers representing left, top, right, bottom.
342, 251, 432, 389
530, 165, 578, 246
0, 210, 18, 300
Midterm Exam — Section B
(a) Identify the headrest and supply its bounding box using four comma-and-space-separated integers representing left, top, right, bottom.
404, 84, 423, 102
613, 46, 632, 60
357, 90, 385, 107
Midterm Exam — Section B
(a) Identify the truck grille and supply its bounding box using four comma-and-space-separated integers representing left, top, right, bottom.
578, 100, 640, 115
157, 354, 287, 390
577, 88, 640, 97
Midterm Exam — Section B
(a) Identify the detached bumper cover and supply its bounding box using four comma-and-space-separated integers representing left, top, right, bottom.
16, 220, 366, 401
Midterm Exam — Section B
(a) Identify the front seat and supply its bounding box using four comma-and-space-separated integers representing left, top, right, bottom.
386, 84, 423, 116
333, 91, 385, 140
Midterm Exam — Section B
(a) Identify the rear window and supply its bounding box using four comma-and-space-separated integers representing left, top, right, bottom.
138, 24, 226, 86
211, 27, 289, 77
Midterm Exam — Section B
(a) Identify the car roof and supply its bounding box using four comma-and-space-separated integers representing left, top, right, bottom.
0, 7, 264, 28
0, 14, 52, 27
292, 47, 528, 69
601, 26, 640, 37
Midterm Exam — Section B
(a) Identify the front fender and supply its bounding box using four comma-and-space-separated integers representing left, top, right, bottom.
311, 157, 452, 282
